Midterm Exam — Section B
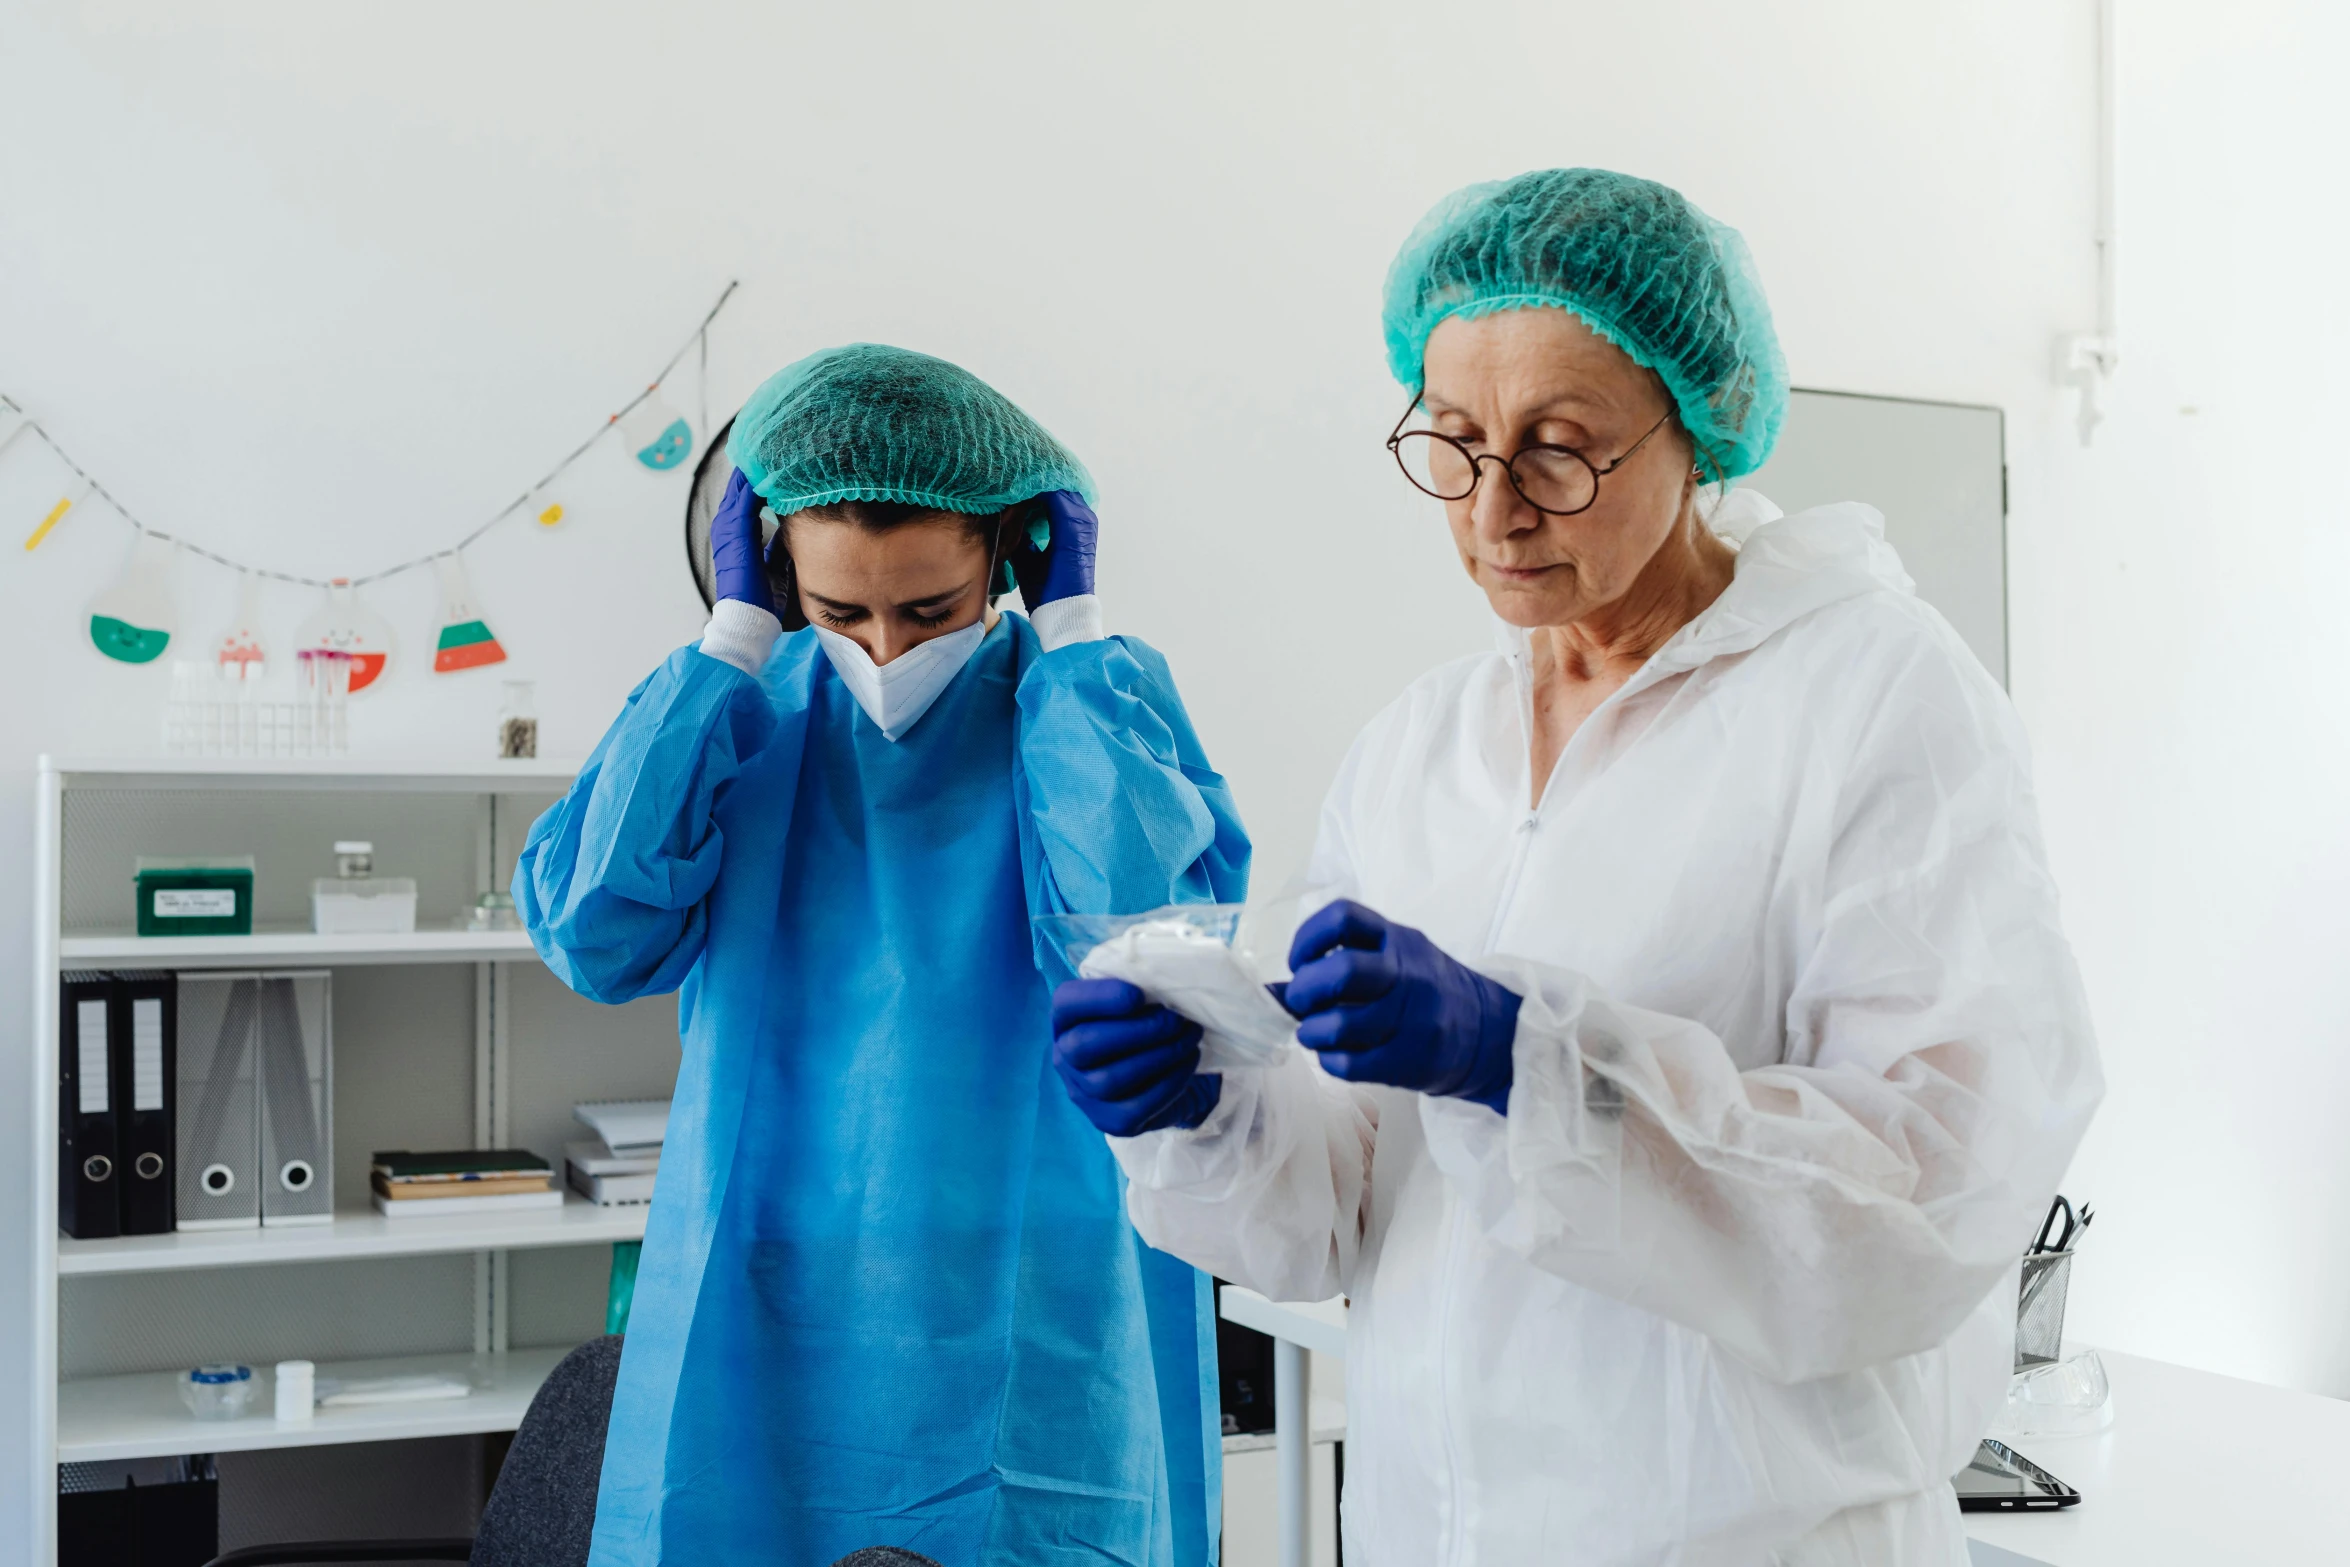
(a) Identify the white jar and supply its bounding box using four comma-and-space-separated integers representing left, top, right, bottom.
275, 1359, 316, 1424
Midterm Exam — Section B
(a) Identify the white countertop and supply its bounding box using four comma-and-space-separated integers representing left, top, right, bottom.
1965, 1349, 2350, 1566
1220, 1293, 2350, 1566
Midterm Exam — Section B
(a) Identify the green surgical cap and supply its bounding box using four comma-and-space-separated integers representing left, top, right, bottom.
727, 342, 1095, 516
1381, 169, 1789, 483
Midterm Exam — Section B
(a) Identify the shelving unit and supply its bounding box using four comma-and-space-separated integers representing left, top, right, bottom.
57, 1198, 647, 1277
58, 929, 541, 969
58, 1348, 575, 1463
39, 756, 586, 792
28, 754, 671, 1567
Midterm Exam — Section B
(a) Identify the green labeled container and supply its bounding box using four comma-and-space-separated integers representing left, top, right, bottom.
134, 856, 256, 937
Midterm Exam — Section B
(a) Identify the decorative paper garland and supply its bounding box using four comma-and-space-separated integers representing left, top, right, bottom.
4, 281, 738, 682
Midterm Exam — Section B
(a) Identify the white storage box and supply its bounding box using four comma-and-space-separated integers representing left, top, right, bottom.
310, 877, 418, 935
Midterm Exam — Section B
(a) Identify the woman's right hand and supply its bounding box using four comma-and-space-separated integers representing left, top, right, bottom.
1052, 978, 1222, 1136
709, 468, 777, 616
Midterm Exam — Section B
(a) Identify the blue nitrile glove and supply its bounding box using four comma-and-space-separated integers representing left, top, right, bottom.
1052, 977, 1223, 1136
1012, 490, 1099, 610
1283, 900, 1522, 1115
710, 468, 777, 616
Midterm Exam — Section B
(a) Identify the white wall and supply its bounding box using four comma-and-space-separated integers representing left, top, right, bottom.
2, 0, 2342, 1552
2034, 1, 2350, 1396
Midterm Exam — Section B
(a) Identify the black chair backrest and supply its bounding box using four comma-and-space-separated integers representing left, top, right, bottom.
470, 1336, 625, 1567
474, 1337, 942, 1567
196, 1335, 944, 1567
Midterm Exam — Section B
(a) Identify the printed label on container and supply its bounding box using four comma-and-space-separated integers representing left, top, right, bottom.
153, 889, 237, 918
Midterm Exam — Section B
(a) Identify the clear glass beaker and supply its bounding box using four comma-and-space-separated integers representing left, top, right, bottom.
499, 680, 538, 759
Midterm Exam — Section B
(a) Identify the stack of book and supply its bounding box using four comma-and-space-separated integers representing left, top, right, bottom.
567, 1099, 670, 1207
370, 1149, 560, 1217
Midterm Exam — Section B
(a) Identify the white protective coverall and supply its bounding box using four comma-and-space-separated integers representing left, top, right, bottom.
1114, 495, 2103, 1566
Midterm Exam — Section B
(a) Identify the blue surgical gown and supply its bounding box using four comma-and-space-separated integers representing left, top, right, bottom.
517, 613, 1248, 1567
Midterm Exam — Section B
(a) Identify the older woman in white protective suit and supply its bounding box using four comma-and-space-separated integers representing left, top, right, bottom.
1049, 169, 2105, 1566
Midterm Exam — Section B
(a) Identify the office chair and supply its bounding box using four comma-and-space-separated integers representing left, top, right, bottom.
199, 1337, 939, 1567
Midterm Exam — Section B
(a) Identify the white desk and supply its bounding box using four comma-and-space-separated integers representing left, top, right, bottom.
1219, 1290, 1346, 1567
1964, 1349, 2350, 1565
1218, 1290, 2350, 1567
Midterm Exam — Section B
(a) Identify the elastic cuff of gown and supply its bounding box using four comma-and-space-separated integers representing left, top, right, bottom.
699, 598, 782, 675
1029, 594, 1103, 652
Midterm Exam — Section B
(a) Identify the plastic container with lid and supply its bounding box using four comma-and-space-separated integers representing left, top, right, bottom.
135, 857, 256, 937
311, 840, 417, 935
179, 1364, 256, 1421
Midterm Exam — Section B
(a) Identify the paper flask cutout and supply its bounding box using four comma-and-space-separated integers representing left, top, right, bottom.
295, 580, 395, 693
620, 391, 693, 471
88, 534, 178, 663
214, 571, 267, 670
431, 553, 508, 673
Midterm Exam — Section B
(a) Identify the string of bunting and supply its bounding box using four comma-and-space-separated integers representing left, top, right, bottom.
2, 280, 739, 687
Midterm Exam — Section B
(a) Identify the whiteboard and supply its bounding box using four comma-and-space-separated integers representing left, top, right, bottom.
1742, 389, 2008, 687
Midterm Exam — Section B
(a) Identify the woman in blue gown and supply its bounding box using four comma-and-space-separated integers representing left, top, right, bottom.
518, 344, 1248, 1566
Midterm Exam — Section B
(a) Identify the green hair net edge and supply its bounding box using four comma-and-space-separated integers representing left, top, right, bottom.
1389, 290, 1773, 487
723, 343, 1099, 519
740, 478, 1096, 519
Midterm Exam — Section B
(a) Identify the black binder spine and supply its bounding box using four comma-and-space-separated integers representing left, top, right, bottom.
113, 971, 178, 1235
59, 972, 121, 1240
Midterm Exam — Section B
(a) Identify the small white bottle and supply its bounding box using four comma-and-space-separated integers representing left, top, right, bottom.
275, 1358, 315, 1424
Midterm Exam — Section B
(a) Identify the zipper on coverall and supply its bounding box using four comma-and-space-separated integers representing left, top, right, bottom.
1436, 637, 1653, 1566
1438, 640, 1549, 1566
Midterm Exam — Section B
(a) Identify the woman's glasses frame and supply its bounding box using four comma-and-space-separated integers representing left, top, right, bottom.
1387, 395, 1676, 517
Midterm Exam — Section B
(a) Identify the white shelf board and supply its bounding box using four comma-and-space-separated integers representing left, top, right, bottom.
59, 1196, 646, 1276
43, 754, 583, 792
58, 928, 542, 969
58, 1346, 573, 1461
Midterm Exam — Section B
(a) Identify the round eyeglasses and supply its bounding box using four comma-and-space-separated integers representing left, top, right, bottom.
1387, 397, 1675, 517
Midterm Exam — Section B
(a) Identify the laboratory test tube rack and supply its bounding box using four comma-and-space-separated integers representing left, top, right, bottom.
161, 652, 353, 759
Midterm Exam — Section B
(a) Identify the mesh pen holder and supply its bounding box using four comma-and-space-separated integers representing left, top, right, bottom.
2014, 1248, 2075, 1371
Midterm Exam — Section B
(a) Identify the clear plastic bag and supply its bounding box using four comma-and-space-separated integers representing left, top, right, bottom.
1228, 874, 1349, 983
1035, 904, 1298, 1071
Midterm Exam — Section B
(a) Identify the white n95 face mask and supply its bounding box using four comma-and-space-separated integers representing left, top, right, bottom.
812, 618, 989, 741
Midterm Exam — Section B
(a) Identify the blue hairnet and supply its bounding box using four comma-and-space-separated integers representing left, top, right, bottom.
1382, 169, 1789, 482
728, 342, 1096, 516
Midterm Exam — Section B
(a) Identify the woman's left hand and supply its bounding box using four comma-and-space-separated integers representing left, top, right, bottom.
1013, 490, 1099, 609
1284, 900, 1522, 1115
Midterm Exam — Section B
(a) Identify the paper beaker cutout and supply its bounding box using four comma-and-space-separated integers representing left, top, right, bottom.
620, 391, 693, 471
295, 579, 395, 693
527, 490, 566, 529
88, 533, 177, 663
214, 571, 268, 670
431, 553, 508, 673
